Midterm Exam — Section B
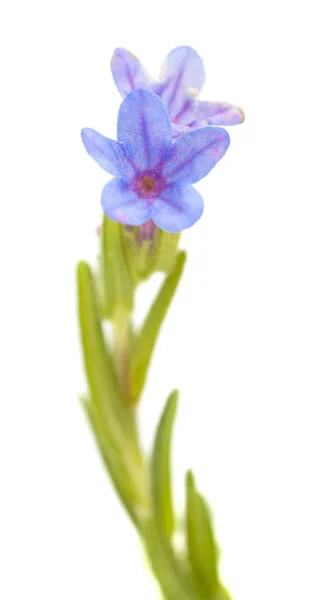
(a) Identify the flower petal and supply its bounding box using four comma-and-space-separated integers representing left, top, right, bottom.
117, 89, 172, 172
152, 184, 203, 232
101, 178, 152, 225
172, 123, 192, 139
162, 126, 230, 186
81, 128, 134, 178
111, 47, 151, 98
196, 101, 245, 126
159, 47, 205, 119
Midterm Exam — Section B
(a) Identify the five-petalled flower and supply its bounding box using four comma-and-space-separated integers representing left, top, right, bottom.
111, 46, 244, 137
81, 89, 230, 232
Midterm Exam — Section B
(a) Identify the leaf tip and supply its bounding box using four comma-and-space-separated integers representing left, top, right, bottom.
177, 250, 187, 269
186, 469, 195, 492
167, 389, 179, 411
77, 260, 90, 281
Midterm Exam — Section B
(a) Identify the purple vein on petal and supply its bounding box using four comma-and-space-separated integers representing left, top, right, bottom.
164, 141, 223, 181
125, 60, 136, 92
172, 97, 193, 124
167, 72, 183, 113
166, 51, 190, 114
122, 143, 138, 176
140, 92, 150, 170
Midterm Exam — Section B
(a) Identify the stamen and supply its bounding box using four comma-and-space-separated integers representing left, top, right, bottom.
141, 176, 155, 193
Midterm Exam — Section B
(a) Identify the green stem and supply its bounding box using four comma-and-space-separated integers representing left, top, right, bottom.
113, 308, 134, 407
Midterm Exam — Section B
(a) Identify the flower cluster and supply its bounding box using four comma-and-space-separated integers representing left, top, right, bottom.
82, 46, 244, 232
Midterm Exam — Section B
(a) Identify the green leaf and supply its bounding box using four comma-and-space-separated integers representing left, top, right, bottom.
100, 216, 134, 318
150, 390, 178, 537
216, 586, 233, 600
77, 261, 136, 445
186, 471, 220, 598
131, 251, 186, 403
80, 396, 143, 528
143, 519, 198, 600
78, 263, 149, 524
100, 217, 114, 318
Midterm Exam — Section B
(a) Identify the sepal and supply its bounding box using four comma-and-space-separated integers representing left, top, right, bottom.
99, 216, 134, 319
155, 230, 180, 274
123, 223, 180, 282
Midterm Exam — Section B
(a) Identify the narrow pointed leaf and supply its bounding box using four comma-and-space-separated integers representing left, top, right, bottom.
131, 251, 186, 402
186, 471, 220, 598
107, 217, 134, 311
143, 519, 198, 600
100, 215, 134, 318
77, 261, 136, 443
100, 216, 115, 318
80, 396, 143, 528
150, 390, 178, 537
216, 586, 233, 600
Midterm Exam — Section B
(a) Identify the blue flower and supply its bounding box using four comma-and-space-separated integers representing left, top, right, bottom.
81, 89, 230, 233
111, 47, 244, 137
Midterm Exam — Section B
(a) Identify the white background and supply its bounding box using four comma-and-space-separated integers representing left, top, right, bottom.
1, 0, 319, 598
